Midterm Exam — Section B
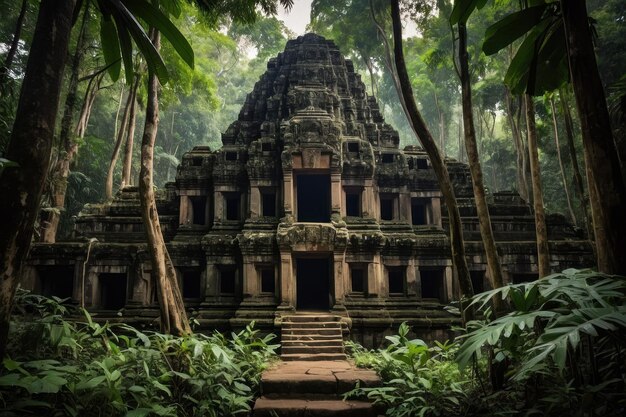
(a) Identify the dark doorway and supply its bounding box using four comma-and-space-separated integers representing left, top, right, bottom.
190, 196, 207, 225
297, 174, 330, 222
296, 258, 331, 310
470, 271, 485, 293
420, 269, 444, 301
99, 273, 127, 310
38, 266, 74, 299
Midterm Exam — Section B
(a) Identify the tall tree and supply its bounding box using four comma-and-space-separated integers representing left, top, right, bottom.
390, 0, 474, 320
454, 16, 504, 296
139, 28, 190, 335
40, 1, 91, 243
525, 94, 550, 277
0, 0, 29, 91
0, 0, 77, 359
560, 0, 626, 274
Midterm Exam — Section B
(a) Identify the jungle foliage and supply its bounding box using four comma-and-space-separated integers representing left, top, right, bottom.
0, 290, 278, 416
347, 269, 626, 416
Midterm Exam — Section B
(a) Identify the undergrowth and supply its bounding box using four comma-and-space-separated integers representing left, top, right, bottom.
0, 289, 278, 417
346, 269, 626, 417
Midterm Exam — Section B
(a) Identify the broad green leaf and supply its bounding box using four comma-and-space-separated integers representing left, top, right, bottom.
99, 14, 122, 81
123, 0, 194, 69
483, 4, 549, 55
108, 0, 169, 84
450, 0, 488, 25
112, 12, 134, 85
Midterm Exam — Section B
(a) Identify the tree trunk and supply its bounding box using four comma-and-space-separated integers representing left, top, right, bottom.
40, 2, 89, 243
458, 22, 504, 300
550, 96, 577, 226
433, 90, 446, 155
0, 0, 76, 359
0, 0, 28, 91
505, 89, 528, 200
122, 75, 140, 187
525, 94, 551, 277
390, 0, 474, 320
560, 0, 626, 274
76, 72, 104, 140
560, 88, 591, 235
139, 29, 190, 336
105, 87, 132, 200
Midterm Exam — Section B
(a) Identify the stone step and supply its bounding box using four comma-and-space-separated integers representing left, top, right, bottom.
283, 321, 342, 329
282, 345, 344, 355
282, 338, 344, 346
284, 315, 342, 323
253, 398, 377, 417
261, 371, 380, 396
282, 328, 342, 336
281, 353, 348, 361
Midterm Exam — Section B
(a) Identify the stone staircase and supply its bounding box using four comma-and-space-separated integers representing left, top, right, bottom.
280, 314, 347, 361
253, 360, 382, 416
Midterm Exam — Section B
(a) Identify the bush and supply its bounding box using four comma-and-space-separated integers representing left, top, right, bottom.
346, 323, 473, 417
0, 289, 278, 417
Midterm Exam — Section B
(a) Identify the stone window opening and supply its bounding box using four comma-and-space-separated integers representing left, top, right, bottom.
347, 142, 359, 153
261, 190, 277, 217
296, 174, 330, 222
224, 193, 241, 221
219, 267, 236, 294
416, 159, 428, 169
191, 157, 203, 166
411, 198, 432, 226
182, 269, 202, 299
511, 273, 538, 284
470, 270, 485, 293
345, 188, 362, 217
190, 196, 207, 225
259, 267, 276, 294
420, 269, 444, 301
380, 194, 398, 221
381, 153, 394, 163
261, 142, 272, 152
37, 266, 74, 300
350, 264, 367, 294
225, 151, 237, 161
387, 266, 405, 295
98, 273, 127, 310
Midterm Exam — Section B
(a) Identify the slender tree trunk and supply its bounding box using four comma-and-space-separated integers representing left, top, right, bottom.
550, 96, 577, 226
0, 0, 28, 91
0, 0, 76, 359
560, 0, 626, 274
122, 75, 140, 187
433, 90, 446, 154
458, 22, 504, 300
505, 89, 528, 200
106, 87, 132, 200
560, 88, 591, 235
525, 94, 551, 277
40, 2, 89, 243
390, 0, 474, 321
76, 72, 103, 140
139, 29, 190, 336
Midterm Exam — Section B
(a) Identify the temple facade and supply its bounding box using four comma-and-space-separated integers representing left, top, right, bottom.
25, 34, 593, 346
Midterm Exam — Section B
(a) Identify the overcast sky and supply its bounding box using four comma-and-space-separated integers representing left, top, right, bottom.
277, 0, 313, 35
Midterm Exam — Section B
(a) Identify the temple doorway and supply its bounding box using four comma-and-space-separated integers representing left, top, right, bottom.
296, 174, 330, 222
296, 257, 331, 310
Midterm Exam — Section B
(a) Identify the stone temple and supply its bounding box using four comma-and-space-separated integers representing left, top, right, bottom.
25, 34, 593, 347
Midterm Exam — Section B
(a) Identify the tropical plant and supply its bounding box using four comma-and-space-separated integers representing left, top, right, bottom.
456, 268, 626, 416
0, 289, 278, 416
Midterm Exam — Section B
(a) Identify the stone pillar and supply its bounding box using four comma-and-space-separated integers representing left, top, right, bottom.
399, 192, 411, 223
368, 254, 382, 297
250, 186, 261, 218
331, 172, 342, 215
415, 267, 422, 297
205, 263, 219, 300
242, 258, 257, 298
283, 172, 293, 217
213, 192, 222, 223
333, 252, 345, 306
444, 265, 453, 302
432, 197, 442, 227
279, 251, 293, 307
179, 195, 190, 225
406, 259, 417, 296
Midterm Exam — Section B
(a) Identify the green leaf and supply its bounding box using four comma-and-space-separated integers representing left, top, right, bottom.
123, 0, 194, 69
112, 12, 135, 85
99, 13, 122, 81
108, 0, 169, 84
483, 4, 549, 55
450, 0, 488, 25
